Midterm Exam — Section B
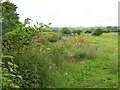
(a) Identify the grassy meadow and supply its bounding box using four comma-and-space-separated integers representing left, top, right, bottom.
10, 32, 118, 88
43, 32, 118, 88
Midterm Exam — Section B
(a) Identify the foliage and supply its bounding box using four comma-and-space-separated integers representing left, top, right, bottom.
31, 33, 49, 46
1, 54, 23, 89
72, 29, 82, 35
60, 27, 71, 35
14, 48, 52, 88
45, 32, 62, 42
92, 28, 103, 36
2, 19, 36, 54
2, 1, 21, 35
2, 29, 118, 88
50, 45, 68, 66
2, 18, 52, 88
13, 44, 68, 88
84, 30, 92, 34
103, 30, 110, 33
2, 18, 51, 55
106, 26, 112, 32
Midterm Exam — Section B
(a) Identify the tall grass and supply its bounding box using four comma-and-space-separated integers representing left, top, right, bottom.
12, 32, 118, 88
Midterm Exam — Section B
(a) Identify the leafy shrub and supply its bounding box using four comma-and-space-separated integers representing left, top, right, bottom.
92, 28, 103, 36
60, 27, 71, 35
32, 33, 49, 46
2, 26, 36, 54
2, 18, 38, 55
2, 18, 53, 88
2, 18, 51, 55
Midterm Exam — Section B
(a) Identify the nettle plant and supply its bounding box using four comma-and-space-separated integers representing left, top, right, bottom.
2, 18, 52, 54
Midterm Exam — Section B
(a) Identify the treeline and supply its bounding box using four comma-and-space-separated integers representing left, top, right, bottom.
50, 26, 120, 33
49, 26, 118, 36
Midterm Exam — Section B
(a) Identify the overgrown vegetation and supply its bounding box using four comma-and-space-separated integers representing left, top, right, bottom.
1, 1, 118, 89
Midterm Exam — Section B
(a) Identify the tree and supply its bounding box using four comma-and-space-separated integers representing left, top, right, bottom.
106, 26, 112, 32
92, 28, 103, 36
113, 26, 118, 32
72, 29, 82, 35
84, 30, 92, 34
60, 27, 71, 35
2, 1, 21, 35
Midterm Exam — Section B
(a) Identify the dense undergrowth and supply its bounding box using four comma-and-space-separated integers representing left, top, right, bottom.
1, 18, 118, 88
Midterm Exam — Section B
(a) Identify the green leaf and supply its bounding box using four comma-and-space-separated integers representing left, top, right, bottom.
45, 25, 50, 30
40, 45, 47, 51
9, 67, 14, 72
10, 83, 20, 88
17, 75, 23, 80
2, 55, 14, 59
8, 62, 13, 66
0, 62, 4, 64
10, 74, 16, 77
14, 64, 18, 68
3, 68, 8, 71
4, 74, 9, 77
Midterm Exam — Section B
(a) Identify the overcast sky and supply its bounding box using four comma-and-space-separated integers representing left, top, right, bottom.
8, 0, 119, 27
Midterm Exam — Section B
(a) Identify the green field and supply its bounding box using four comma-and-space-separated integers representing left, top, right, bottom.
46, 32, 118, 88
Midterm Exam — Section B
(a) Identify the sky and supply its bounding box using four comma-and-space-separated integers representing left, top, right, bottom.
6, 0, 119, 27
